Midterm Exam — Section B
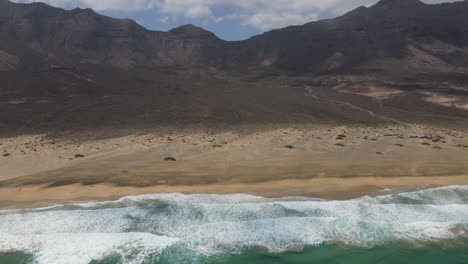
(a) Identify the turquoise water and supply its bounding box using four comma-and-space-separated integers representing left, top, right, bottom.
1, 186, 468, 264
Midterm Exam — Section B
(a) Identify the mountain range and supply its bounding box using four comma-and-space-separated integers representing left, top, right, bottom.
0, 0, 467, 135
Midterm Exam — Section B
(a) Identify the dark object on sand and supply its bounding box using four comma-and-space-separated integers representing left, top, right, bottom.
165, 157, 177, 161
284, 145, 295, 149
3, 153, 10, 157
75, 154, 85, 158
212, 145, 223, 148
336, 135, 347, 140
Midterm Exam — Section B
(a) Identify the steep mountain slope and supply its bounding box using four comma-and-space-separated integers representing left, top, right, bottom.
0, 0, 467, 136
1, 0, 468, 73
0, 0, 224, 70
225, 0, 468, 73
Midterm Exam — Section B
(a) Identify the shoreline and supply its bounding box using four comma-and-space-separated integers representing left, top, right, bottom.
1, 124, 467, 209
1, 175, 467, 209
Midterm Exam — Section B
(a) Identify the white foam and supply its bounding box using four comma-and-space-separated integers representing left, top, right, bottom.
1, 186, 467, 261
119, 192, 265, 204
371, 185, 468, 205
0, 207, 133, 234
0, 233, 178, 264
70, 185, 468, 207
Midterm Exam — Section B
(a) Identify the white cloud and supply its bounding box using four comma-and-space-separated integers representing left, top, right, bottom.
185, 5, 212, 18
11, 0, 461, 31
240, 11, 318, 31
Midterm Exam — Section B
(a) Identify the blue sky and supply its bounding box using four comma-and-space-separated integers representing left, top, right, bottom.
12, 0, 459, 41
101, 7, 262, 41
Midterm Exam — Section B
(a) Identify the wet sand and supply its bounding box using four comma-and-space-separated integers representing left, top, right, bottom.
1, 175, 468, 209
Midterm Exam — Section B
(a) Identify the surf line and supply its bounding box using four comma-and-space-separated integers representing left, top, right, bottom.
304, 85, 414, 129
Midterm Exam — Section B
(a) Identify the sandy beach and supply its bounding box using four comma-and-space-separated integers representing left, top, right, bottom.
1, 124, 467, 208
1, 175, 468, 209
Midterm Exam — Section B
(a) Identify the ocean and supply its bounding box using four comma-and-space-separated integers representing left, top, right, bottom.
1, 186, 467, 264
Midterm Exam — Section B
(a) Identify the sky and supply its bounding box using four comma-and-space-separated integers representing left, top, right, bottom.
11, 0, 460, 41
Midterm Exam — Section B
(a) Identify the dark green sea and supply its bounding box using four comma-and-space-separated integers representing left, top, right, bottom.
1, 186, 468, 264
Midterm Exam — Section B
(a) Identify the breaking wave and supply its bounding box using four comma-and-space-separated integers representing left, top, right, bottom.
1, 186, 468, 264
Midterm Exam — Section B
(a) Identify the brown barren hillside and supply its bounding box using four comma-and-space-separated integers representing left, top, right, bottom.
0, 0, 467, 136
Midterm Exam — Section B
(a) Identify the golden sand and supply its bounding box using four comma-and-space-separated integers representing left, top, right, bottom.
0, 124, 467, 208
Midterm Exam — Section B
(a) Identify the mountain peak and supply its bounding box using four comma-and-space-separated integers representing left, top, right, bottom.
70, 7, 97, 16
171, 24, 207, 32
169, 24, 219, 40
176, 24, 199, 29
375, 0, 425, 8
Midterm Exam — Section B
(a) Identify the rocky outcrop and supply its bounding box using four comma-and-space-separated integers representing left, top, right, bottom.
0, 50, 19, 72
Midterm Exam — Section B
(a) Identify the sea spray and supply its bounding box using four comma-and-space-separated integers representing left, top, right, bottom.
1, 186, 468, 264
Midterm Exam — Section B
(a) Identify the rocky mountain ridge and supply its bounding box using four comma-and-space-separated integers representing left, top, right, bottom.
1, 0, 467, 74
